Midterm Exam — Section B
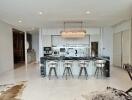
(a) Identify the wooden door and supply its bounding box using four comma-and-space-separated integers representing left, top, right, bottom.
91, 42, 98, 57
13, 29, 25, 65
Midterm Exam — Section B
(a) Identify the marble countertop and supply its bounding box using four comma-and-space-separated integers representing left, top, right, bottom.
40, 56, 110, 61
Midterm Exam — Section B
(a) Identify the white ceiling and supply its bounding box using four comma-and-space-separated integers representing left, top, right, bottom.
0, 0, 131, 31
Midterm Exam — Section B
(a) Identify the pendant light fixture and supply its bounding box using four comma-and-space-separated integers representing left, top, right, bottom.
61, 21, 86, 38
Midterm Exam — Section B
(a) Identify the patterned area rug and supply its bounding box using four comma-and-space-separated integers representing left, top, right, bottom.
0, 81, 26, 100
81, 87, 132, 100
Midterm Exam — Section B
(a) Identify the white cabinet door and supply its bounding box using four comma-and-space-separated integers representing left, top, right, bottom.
52, 35, 90, 46
43, 35, 52, 47
113, 32, 122, 67
122, 30, 131, 65
113, 30, 131, 67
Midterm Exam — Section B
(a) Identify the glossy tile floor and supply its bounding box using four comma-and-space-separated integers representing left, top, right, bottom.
0, 63, 131, 100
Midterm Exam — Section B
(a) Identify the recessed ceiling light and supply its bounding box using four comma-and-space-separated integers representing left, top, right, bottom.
38, 11, 43, 15
18, 20, 22, 23
86, 11, 91, 14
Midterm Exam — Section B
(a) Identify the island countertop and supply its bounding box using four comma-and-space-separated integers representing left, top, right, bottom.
40, 56, 110, 61
40, 56, 110, 77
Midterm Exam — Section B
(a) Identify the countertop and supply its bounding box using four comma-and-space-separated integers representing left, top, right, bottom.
40, 56, 110, 62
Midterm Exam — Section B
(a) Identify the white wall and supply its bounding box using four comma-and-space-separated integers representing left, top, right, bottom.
32, 31, 39, 62
113, 20, 131, 33
102, 27, 113, 65
0, 20, 13, 74
42, 27, 101, 35
39, 24, 113, 64
39, 27, 101, 57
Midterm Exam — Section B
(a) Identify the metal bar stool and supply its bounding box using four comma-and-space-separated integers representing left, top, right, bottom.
48, 61, 58, 80
78, 60, 89, 79
94, 60, 106, 77
62, 60, 74, 80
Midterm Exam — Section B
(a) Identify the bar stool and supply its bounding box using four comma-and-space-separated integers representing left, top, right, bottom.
94, 60, 106, 77
62, 60, 74, 80
48, 61, 58, 80
78, 60, 89, 79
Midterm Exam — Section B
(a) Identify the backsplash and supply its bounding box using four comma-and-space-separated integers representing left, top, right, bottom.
52, 46, 90, 57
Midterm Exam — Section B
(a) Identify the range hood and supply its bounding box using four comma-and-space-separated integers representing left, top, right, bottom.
60, 21, 86, 38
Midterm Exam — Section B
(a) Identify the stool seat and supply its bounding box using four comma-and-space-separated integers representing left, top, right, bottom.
79, 63, 87, 67
64, 63, 72, 68
48, 61, 58, 65
49, 64, 56, 68
96, 64, 105, 68
79, 60, 89, 67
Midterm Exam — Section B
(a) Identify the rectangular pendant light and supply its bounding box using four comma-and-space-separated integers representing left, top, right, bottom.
61, 21, 86, 38
61, 31, 86, 38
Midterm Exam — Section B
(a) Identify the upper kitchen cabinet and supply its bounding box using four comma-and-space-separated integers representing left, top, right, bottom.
42, 35, 52, 47
51, 35, 90, 46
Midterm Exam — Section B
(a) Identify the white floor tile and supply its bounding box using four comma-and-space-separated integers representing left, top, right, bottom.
0, 63, 131, 100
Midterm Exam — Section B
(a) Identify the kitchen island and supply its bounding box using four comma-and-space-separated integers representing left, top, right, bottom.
40, 56, 110, 77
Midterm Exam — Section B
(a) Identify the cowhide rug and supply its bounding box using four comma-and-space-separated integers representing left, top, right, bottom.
0, 81, 26, 100
81, 87, 132, 100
